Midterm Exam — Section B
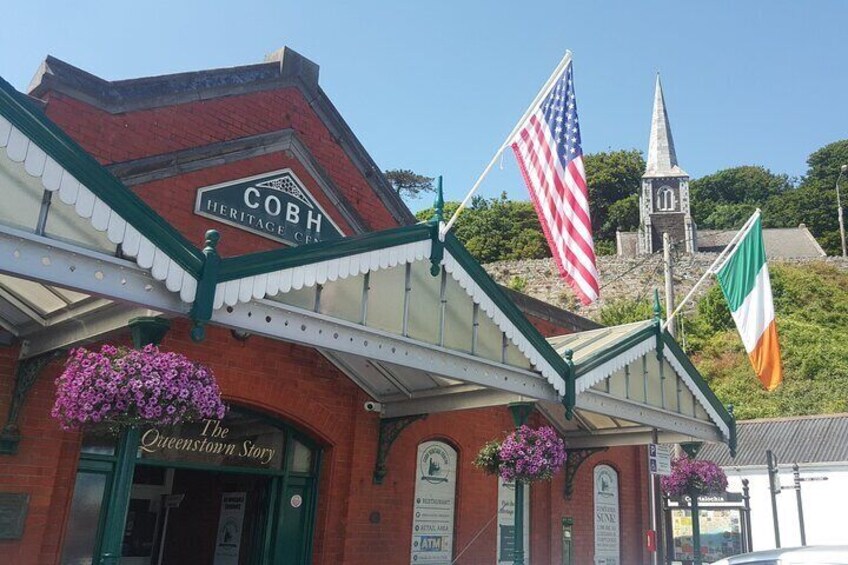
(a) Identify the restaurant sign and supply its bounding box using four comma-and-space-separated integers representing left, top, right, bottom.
410, 441, 457, 564
195, 170, 343, 246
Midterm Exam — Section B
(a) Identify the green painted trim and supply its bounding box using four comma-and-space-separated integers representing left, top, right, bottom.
0, 76, 203, 275
135, 457, 288, 477
217, 223, 432, 281
442, 231, 573, 387
662, 333, 735, 432
128, 316, 171, 348
189, 230, 222, 342
508, 402, 534, 427
428, 220, 445, 277
97, 426, 140, 565
571, 323, 656, 377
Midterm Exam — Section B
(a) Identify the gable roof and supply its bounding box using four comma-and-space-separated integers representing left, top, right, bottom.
698, 413, 848, 467
548, 319, 736, 448
698, 227, 826, 258
0, 74, 204, 300
27, 48, 415, 227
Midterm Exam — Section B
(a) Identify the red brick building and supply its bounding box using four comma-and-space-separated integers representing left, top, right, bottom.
0, 48, 735, 564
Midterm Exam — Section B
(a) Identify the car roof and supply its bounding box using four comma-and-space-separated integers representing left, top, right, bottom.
724, 545, 848, 564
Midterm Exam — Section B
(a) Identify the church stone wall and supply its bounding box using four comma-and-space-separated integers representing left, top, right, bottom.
651, 212, 687, 250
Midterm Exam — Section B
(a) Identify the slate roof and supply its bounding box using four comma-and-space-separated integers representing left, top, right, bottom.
698, 413, 848, 467
645, 75, 688, 178
698, 226, 826, 258
615, 226, 827, 259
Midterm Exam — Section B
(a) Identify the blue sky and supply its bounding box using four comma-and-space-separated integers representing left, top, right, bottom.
2, 1, 846, 210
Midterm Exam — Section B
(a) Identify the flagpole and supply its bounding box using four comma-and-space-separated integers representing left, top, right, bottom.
440, 50, 573, 239
662, 209, 761, 331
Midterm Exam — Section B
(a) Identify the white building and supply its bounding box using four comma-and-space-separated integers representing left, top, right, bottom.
698, 413, 848, 550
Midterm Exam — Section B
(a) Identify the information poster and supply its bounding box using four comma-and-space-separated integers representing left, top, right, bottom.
410, 441, 457, 564
496, 479, 530, 564
214, 492, 246, 565
593, 465, 620, 565
671, 508, 743, 562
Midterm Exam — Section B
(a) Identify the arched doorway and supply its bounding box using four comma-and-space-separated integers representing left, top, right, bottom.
61, 407, 321, 565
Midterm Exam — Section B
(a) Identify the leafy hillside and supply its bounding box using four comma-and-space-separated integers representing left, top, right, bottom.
487, 259, 847, 420
684, 262, 848, 419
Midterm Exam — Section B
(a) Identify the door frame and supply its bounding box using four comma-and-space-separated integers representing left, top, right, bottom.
69, 407, 322, 565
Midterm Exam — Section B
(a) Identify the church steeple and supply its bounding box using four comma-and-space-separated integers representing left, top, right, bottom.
637, 74, 695, 255
645, 74, 687, 177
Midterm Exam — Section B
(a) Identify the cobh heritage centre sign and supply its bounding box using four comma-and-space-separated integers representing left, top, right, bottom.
195, 170, 343, 246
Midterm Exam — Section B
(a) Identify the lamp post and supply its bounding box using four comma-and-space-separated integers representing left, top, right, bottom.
837, 164, 847, 258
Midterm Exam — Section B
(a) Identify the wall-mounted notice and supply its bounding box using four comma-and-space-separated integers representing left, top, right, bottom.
496, 479, 530, 564
410, 441, 457, 564
594, 465, 620, 565
213, 492, 246, 565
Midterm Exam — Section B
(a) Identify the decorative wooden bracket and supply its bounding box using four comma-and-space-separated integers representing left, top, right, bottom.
373, 414, 427, 484
0, 349, 65, 455
563, 446, 608, 499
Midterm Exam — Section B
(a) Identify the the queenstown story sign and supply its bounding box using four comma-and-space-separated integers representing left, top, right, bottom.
195, 170, 343, 246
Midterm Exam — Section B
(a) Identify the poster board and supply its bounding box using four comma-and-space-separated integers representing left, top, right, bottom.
670, 506, 744, 562
496, 479, 530, 564
213, 492, 246, 565
410, 441, 457, 564
593, 465, 620, 565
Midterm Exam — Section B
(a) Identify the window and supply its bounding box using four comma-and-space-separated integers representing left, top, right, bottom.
657, 186, 675, 211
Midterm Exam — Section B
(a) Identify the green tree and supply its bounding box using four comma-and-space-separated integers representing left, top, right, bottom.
584, 149, 645, 241
689, 166, 793, 228
802, 139, 848, 188
603, 194, 640, 236
685, 263, 848, 419
384, 169, 434, 199
416, 194, 549, 263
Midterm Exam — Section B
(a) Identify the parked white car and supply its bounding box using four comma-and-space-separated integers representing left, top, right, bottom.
711, 545, 848, 564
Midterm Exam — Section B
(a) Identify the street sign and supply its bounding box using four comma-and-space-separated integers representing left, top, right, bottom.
648, 443, 672, 475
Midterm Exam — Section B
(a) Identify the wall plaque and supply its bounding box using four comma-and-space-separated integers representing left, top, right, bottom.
195, 169, 343, 246
0, 492, 29, 540
593, 465, 620, 565
410, 441, 456, 564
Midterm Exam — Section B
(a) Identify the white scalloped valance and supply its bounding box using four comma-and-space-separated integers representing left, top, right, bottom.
212, 239, 431, 309
0, 115, 197, 303
574, 336, 656, 394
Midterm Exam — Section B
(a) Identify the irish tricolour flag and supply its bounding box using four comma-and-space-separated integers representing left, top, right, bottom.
716, 214, 783, 390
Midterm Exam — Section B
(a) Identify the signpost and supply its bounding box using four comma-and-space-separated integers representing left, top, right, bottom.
648, 444, 672, 476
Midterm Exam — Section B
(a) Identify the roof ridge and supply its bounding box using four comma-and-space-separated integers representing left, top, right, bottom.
737, 412, 848, 424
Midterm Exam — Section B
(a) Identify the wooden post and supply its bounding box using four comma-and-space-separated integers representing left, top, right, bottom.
98, 317, 170, 564
690, 490, 702, 565
508, 403, 534, 565
663, 232, 676, 338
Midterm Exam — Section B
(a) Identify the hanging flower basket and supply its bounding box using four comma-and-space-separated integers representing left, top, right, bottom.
473, 425, 566, 483
52, 344, 227, 433
660, 456, 728, 499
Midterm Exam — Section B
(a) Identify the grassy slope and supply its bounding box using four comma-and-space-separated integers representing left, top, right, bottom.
685, 262, 848, 420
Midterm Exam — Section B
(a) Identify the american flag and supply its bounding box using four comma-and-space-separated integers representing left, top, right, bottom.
510, 61, 599, 304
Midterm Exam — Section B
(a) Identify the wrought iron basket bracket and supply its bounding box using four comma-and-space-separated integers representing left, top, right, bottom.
0, 349, 65, 455
563, 447, 608, 499
373, 414, 427, 484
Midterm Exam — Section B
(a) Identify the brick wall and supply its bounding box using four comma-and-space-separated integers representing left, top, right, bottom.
0, 321, 650, 565
0, 76, 651, 564
41, 88, 401, 236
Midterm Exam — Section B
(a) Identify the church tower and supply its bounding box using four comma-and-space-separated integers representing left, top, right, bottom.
639, 75, 695, 254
